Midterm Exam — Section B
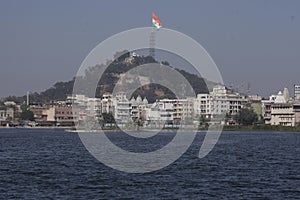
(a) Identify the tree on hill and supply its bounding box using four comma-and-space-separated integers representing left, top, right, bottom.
2, 95, 25, 104
113, 50, 130, 62
161, 61, 170, 66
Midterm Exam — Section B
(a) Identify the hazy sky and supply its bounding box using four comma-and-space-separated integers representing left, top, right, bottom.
0, 0, 299, 98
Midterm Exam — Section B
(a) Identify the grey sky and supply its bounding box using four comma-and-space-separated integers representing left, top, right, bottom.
0, 0, 299, 98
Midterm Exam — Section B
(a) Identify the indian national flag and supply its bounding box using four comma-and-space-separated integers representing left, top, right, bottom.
152, 12, 162, 30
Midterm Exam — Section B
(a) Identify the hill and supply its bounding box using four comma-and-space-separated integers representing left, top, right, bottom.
1, 54, 212, 104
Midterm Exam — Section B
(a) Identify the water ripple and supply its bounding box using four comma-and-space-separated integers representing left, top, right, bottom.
0, 129, 299, 199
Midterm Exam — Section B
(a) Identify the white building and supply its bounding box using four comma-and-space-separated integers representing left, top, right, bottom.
70, 85, 248, 127
130, 95, 148, 121
260, 88, 300, 127
0, 106, 14, 121
270, 103, 295, 126
144, 98, 195, 127
262, 89, 290, 125
173, 98, 194, 122
145, 100, 174, 127
101, 93, 113, 114
194, 85, 247, 121
86, 98, 101, 119
67, 94, 102, 122
294, 85, 300, 100
112, 93, 132, 126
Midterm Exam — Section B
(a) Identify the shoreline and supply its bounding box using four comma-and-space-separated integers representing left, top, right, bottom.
221, 125, 300, 133
0, 126, 72, 130
1, 125, 300, 133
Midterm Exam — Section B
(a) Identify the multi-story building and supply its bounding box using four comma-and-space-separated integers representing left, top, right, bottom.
173, 98, 194, 122
0, 106, 14, 126
145, 100, 173, 127
44, 103, 77, 126
194, 85, 247, 124
261, 88, 300, 126
270, 103, 295, 126
130, 96, 148, 121
86, 98, 101, 119
144, 98, 194, 127
194, 93, 213, 120
56, 107, 76, 126
113, 93, 132, 126
29, 104, 48, 125
101, 93, 114, 114
294, 85, 300, 100
157, 99, 175, 123
262, 89, 290, 125
293, 103, 300, 126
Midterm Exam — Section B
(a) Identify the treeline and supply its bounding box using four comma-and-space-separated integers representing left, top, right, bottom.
1, 80, 74, 104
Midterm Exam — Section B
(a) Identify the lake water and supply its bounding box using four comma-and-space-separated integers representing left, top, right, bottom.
0, 129, 300, 199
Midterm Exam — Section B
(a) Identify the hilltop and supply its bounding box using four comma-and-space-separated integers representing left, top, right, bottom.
1, 53, 213, 104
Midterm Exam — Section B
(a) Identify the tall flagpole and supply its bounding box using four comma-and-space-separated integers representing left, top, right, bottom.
149, 12, 162, 59
149, 30, 156, 58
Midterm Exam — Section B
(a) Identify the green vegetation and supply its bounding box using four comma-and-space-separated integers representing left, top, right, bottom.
1, 80, 74, 104
6, 116, 13, 121
1, 95, 25, 104
20, 110, 34, 121
133, 119, 143, 127
101, 113, 116, 124
235, 108, 258, 126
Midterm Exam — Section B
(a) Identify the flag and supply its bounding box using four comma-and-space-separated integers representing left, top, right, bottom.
152, 12, 162, 30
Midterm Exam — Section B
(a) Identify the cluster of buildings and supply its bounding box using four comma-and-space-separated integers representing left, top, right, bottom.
2, 84, 300, 128
0, 85, 241, 127
67, 85, 249, 128
262, 86, 300, 127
